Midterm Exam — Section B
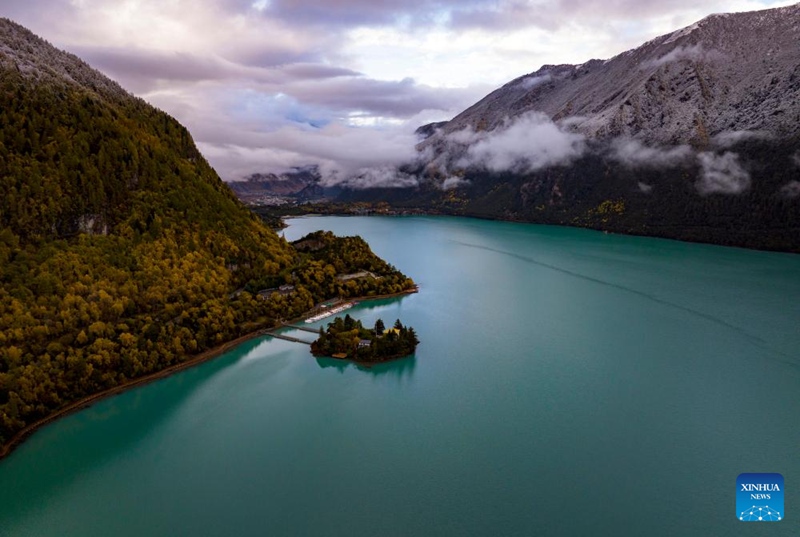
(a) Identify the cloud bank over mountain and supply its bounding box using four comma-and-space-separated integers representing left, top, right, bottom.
3, 0, 794, 180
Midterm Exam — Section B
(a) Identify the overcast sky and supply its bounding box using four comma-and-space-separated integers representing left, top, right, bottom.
2, 0, 795, 180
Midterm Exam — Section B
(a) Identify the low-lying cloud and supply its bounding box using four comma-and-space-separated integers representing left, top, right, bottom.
515, 74, 551, 90
441, 176, 471, 190
712, 130, 773, 148
611, 138, 693, 167
193, 108, 427, 187
414, 116, 761, 198
644, 44, 715, 69
696, 151, 751, 195
212, 112, 763, 195
451, 112, 586, 173
328, 166, 420, 189
608, 138, 754, 196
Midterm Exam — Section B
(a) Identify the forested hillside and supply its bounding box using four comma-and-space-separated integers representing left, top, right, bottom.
0, 19, 414, 450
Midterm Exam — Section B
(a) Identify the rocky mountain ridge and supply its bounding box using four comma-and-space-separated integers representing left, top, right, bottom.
423, 3, 800, 149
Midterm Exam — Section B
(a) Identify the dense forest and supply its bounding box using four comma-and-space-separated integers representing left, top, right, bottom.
0, 20, 414, 449
311, 315, 419, 362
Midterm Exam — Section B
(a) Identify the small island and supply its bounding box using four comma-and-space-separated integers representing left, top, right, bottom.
311, 315, 418, 363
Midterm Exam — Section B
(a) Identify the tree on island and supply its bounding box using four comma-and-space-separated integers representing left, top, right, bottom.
312, 316, 418, 362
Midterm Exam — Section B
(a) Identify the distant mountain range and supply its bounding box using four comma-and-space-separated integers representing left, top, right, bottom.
338, 4, 800, 252
227, 167, 327, 203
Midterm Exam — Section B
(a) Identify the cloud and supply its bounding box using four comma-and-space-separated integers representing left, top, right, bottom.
643, 44, 714, 69
329, 167, 420, 189
452, 112, 586, 173
447, 0, 765, 32
262, 0, 544, 30
780, 181, 800, 199
66, 44, 365, 95
712, 130, 773, 148
638, 182, 653, 193
141, 76, 472, 185
442, 176, 471, 189
198, 121, 422, 184
71, 47, 264, 93
282, 64, 362, 80
515, 74, 552, 90
449, 3, 553, 31
3, 0, 793, 185
611, 138, 693, 167
83, 46, 358, 83
262, 0, 444, 28
284, 77, 478, 119
696, 152, 750, 195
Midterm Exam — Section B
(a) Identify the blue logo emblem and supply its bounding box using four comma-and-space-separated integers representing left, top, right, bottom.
737, 473, 784, 522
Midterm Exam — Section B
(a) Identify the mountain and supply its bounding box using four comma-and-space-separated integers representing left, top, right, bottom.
0, 19, 414, 450
344, 4, 800, 252
0, 17, 291, 446
228, 167, 322, 203
426, 5, 800, 147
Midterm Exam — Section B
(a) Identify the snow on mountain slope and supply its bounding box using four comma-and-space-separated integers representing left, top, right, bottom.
426, 3, 800, 148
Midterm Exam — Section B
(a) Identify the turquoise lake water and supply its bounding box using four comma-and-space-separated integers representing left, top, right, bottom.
1, 216, 799, 536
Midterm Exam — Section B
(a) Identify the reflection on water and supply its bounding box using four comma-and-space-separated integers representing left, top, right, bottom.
0, 340, 250, 518
354, 296, 411, 312
315, 355, 417, 379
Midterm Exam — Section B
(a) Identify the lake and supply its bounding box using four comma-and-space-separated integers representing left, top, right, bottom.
1, 216, 799, 536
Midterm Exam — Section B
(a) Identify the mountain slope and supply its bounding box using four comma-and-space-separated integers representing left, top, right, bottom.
345, 4, 800, 252
429, 4, 800, 146
0, 17, 297, 445
0, 19, 415, 449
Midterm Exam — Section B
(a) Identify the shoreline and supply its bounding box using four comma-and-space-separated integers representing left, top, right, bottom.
0, 287, 418, 462
282, 211, 800, 256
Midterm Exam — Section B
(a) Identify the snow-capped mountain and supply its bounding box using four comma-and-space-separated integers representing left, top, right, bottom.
424, 3, 800, 148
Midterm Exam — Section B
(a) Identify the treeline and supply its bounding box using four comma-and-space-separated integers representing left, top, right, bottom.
311, 316, 419, 362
